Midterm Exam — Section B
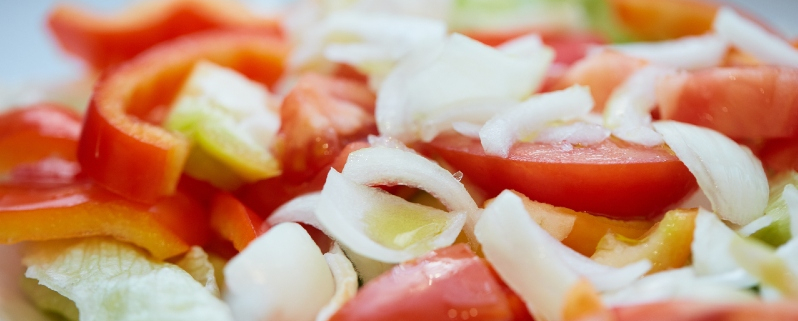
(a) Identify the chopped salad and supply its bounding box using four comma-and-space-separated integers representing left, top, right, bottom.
2, 0, 798, 320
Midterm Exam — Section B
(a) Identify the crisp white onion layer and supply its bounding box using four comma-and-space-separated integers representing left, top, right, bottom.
316, 170, 466, 263
652, 121, 768, 225
534, 122, 610, 147
475, 191, 651, 321
713, 7, 798, 68
609, 34, 728, 70
224, 223, 334, 321
267, 192, 325, 232
376, 33, 554, 142
602, 267, 758, 307
316, 244, 359, 321
691, 209, 758, 287
418, 98, 518, 142
479, 85, 594, 157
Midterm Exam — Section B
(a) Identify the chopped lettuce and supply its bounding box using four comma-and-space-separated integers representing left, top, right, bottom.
22, 238, 234, 321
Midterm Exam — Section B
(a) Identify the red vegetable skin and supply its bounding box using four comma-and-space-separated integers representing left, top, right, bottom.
548, 50, 647, 111
77, 31, 287, 203
0, 182, 210, 260
427, 133, 697, 220
330, 244, 532, 321
47, 0, 282, 70
209, 192, 265, 251
0, 103, 81, 173
657, 66, 798, 140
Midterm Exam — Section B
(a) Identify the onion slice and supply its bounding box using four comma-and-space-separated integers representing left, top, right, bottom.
267, 192, 325, 232
376, 33, 553, 142
316, 170, 466, 263
603, 66, 675, 146
713, 7, 798, 68
691, 209, 758, 287
609, 34, 728, 70
224, 222, 334, 321
316, 243, 358, 321
475, 191, 650, 321
652, 121, 768, 225
479, 85, 594, 157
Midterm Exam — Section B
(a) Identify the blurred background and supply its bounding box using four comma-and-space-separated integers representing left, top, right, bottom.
0, 0, 796, 85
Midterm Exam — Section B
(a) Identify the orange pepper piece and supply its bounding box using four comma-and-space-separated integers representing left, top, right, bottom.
77, 31, 287, 203
0, 103, 81, 173
48, 0, 282, 70
209, 192, 265, 251
0, 181, 210, 260
608, 0, 719, 41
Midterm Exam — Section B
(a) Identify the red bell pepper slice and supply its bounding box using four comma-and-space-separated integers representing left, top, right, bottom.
0, 181, 210, 260
0, 103, 81, 174
48, 0, 282, 70
77, 31, 287, 203
209, 192, 266, 251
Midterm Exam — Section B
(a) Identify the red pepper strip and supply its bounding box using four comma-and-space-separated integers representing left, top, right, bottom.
48, 0, 282, 70
77, 31, 287, 204
209, 192, 265, 251
0, 103, 81, 173
0, 181, 210, 260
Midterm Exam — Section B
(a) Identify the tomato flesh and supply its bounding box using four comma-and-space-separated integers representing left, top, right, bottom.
657, 66, 798, 140
427, 133, 697, 220
329, 244, 532, 321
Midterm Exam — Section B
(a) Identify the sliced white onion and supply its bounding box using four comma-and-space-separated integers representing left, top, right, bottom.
497, 33, 545, 56
713, 7, 798, 68
730, 236, 798, 298
604, 66, 675, 129
609, 34, 728, 70
224, 223, 334, 321
418, 98, 518, 142
534, 121, 610, 146
316, 244, 358, 321
342, 146, 478, 215
267, 192, 325, 232
602, 267, 758, 307
452, 122, 483, 138
652, 121, 768, 225
479, 85, 594, 157
475, 191, 651, 321
377, 33, 554, 142
316, 170, 466, 263
290, 11, 447, 72
691, 209, 759, 287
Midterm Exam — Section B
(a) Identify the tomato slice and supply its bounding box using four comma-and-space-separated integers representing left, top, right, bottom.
48, 0, 281, 70
657, 66, 798, 140
578, 300, 798, 321
758, 138, 798, 173
0, 103, 81, 173
277, 74, 377, 183
329, 244, 532, 321
426, 133, 697, 220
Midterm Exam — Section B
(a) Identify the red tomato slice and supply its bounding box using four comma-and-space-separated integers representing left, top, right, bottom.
277, 74, 377, 183
426, 133, 697, 220
0, 103, 81, 173
757, 138, 798, 173
657, 66, 798, 140
329, 244, 532, 321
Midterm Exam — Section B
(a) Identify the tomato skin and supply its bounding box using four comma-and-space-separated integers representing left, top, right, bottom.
277, 74, 376, 183
77, 31, 287, 204
47, 0, 281, 70
0, 103, 82, 174
657, 66, 798, 140
427, 133, 697, 220
329, 244, 532, 321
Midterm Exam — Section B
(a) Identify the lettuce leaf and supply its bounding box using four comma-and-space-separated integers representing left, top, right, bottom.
22, 237, 233, 321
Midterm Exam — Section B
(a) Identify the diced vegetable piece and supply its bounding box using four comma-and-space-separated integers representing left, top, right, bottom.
607, 0, 718, 41
47, 0, 281, 70
591, 209, 697, 273
77, 31, 287, 203
0, 103, 81, 174
209, 192, 265, 252
742, 171, 798, 246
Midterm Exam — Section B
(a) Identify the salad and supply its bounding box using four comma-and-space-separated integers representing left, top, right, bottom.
2, 0, 798, 320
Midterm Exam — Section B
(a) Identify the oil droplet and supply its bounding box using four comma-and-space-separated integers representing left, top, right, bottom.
448, 309, 458, 319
